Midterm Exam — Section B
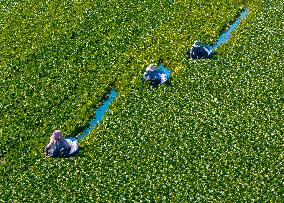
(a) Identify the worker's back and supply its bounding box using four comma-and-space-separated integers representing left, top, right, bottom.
187, 41, 213, 59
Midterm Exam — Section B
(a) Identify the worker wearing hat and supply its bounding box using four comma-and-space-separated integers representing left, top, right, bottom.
45, 130, 71, 157
187, 40, 213, 59
142, 63, 171, 87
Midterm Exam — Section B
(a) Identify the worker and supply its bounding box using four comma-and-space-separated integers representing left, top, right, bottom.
45, 130, 72, 158
142, 64, 171, 87
187, 41, 213, 59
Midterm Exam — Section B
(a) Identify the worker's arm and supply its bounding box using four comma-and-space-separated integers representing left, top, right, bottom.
141, 76, 145, 84
189, 49, 195, 59
60, 138, 71, 150
45, 139, 55, 154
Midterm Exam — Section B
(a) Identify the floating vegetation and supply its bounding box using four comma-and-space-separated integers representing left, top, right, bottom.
1, 0, 282, 202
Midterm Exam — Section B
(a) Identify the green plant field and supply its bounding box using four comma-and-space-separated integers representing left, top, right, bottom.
0, 0, 245, 163
1, 0, 282, 201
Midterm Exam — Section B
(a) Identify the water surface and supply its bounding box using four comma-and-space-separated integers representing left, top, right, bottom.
77, 89, 118, 140
212, 9, 249, 50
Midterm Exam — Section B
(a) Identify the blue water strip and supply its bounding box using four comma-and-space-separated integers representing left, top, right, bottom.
77, 89, 118, 140
212, 9, 249, 50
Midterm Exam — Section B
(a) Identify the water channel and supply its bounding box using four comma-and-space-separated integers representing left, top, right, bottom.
212, 9, 249, 50
77, 89, 118, 140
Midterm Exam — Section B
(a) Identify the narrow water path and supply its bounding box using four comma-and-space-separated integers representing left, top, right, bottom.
77, 89, 118, 140
212, 9, 249, 50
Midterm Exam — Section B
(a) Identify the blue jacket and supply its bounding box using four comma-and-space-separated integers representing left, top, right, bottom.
141, 65, 172, 87
187, 45, 213, 59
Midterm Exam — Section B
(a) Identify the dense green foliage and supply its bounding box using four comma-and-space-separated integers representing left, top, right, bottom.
1, 0, 282, 201
0, 0, 244, 164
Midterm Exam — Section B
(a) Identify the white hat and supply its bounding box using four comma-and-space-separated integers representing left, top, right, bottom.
146, 64, 156, 71
51, 130, 63, 141
193, 40, 201, 47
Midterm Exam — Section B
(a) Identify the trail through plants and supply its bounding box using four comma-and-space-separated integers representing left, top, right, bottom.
76, 89, 117, 140
212, 9, 249, 50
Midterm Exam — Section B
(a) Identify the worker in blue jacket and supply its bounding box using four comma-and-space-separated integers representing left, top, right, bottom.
142, 64, 171, 88
45, 130, 79, 158
187, 41, 213, 59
